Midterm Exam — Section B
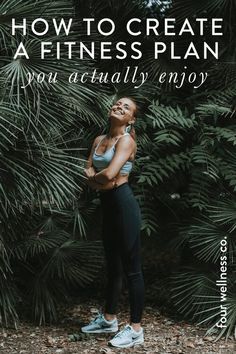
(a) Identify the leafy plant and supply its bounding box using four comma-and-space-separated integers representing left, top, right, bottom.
0, 0, 235, 341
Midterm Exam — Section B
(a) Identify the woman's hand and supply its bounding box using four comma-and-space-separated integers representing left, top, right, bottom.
84, 167, 117, 190
84, 166, 96, 180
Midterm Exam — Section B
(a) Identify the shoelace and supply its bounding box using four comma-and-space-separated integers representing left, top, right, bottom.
90, 313, 103, 324
114, 325, 131, 338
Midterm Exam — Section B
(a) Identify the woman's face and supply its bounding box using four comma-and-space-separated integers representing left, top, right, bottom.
109, 97, 136, 125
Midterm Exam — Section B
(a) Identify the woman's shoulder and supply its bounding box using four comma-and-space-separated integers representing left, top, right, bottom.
117, 133, 136, 146
115, 133, 137, 157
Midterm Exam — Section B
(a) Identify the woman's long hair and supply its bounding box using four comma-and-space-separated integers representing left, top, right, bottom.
129, 125, 136, 141
122, 96, 139, 142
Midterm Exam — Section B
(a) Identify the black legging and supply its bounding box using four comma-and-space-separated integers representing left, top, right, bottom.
99, 182, 145, 323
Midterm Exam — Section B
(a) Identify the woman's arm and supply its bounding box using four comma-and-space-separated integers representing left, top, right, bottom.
84, 135, 105, 180
93, 135, 136, 184
84, 167, 117, 190
84, 135, 117, 189
85, 135, 105, 169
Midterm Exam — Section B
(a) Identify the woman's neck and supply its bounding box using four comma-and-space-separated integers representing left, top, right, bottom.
107, 125, 126, 138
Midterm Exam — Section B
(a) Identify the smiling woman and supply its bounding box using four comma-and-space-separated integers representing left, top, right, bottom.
85, 97, 138, 188
82, 97, 145, 348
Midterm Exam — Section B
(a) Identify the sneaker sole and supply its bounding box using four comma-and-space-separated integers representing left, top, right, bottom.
81, 327, 118, 334
108, 338, 144, 348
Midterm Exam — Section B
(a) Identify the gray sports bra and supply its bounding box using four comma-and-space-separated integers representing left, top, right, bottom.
92, 132, 133, 176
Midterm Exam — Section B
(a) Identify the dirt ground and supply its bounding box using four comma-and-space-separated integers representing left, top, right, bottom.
0, 299, 235, 354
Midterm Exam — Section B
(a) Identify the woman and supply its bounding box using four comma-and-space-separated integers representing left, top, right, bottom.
82, 97, 145, 349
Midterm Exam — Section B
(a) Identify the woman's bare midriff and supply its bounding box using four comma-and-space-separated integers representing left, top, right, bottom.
99, 172, 129, 193
114, 173, 129, 187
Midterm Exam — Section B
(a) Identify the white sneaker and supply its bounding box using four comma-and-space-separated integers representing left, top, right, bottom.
108, 324, 144, 348
81, 313, 118, 333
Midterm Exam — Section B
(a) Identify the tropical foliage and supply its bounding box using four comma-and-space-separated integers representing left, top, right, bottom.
0, 0, 235, 340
